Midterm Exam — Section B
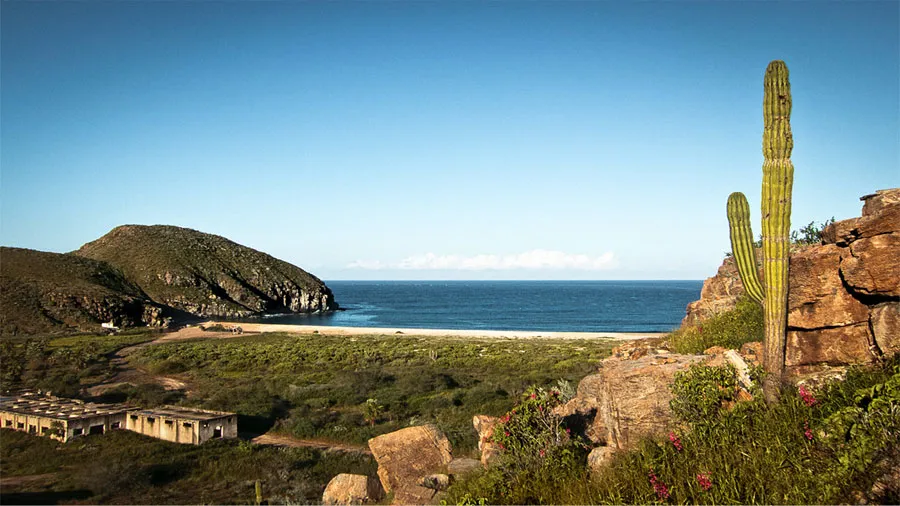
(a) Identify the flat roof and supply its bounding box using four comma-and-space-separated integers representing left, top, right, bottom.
0, 392, 128, 420
127, 405, 234, 422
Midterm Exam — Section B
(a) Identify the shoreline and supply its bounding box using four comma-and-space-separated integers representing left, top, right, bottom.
196, 321, 667, 341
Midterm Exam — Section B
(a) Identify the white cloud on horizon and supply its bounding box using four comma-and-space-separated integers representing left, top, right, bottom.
346, 250, 617, 271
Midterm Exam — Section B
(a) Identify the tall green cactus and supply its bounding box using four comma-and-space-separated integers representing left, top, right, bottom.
726, 60, 794, 402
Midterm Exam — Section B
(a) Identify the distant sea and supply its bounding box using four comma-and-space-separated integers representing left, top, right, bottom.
259, 280, 703, 333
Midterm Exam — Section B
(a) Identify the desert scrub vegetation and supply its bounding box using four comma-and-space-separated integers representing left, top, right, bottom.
446, 357, 900, 504
666, 295, 763, 354
0, 428, 375, 505
130, 332, 615, 451
0, 330, 158, 396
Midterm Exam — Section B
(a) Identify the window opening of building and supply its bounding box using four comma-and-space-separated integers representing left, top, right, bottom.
111, 422, 120, 429
214, 426, 222, 438
183, 422, 192, 428
4, 420, 11, 427
73, 427, 83, 436
28, 425, 36, 433
17, 422, 24, 429
89, 425, 104, 435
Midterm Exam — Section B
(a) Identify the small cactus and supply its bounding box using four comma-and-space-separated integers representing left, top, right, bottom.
726, 60, 794, 402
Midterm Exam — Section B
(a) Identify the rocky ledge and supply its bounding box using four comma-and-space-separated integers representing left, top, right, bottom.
683, 188, 899, 374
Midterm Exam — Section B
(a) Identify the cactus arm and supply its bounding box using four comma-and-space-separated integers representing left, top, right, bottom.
760, 60, 794, 401
726, 192, 765, 305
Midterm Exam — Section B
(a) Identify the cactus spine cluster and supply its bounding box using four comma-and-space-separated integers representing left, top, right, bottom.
726, 60, 794, 402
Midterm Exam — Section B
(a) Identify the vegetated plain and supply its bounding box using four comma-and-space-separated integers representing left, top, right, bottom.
0, 329, 616, 504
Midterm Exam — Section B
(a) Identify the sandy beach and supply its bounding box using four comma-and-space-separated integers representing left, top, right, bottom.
182, 321, 666, 341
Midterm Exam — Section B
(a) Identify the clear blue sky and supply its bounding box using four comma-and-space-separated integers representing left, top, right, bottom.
2, 1, 897, 280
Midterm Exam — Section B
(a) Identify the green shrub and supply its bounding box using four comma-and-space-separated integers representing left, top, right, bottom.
445, 386, 590, 505
668, 296, 763, 354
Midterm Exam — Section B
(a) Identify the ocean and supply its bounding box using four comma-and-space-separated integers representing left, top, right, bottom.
260, 280, 703, 333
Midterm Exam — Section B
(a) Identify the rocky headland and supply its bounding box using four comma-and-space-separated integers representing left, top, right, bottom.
1, 225, 337, 336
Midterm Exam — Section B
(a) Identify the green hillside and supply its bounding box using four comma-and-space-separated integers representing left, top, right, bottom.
0, 247, 161, 336
74, 225, 336, 318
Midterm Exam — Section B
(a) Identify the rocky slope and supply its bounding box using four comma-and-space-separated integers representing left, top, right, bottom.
683, 188, 899, 374
0, 247, 170, 336
74, 225, 337, 318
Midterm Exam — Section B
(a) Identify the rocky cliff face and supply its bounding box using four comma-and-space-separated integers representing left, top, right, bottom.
683, 188, 900, 373
0, 247, 172, 336
74, 225, 337, 319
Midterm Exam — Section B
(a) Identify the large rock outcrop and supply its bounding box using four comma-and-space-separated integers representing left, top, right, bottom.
683, 189, 899, 373
0, 247, 173, 336
74, 225, 337, 319
556, 341, 706, 451
367, 425, 453, 505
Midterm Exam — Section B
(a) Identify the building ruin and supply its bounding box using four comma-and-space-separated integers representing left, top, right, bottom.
0, 392, 237, 445
126, 405, 238, 444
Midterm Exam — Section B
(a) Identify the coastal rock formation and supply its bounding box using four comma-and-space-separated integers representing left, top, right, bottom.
682, 188, 899, 372
367, 424, 452, 505
74, 225, 337, 319
322, 474, 384, 505
556, 342, 705, 450
682, 256, 747, 326
0, 247, 172, 336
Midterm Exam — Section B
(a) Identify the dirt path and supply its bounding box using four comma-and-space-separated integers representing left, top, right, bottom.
250, 432, 372, 455
0, 473, 59, 487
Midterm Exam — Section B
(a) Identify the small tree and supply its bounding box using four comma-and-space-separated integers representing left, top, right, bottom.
363, 398, 383, 426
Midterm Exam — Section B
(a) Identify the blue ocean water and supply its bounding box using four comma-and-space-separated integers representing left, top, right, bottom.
261, 280, 702, 333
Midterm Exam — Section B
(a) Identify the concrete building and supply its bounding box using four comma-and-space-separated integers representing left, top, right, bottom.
126, 405, 238, 444
0, 392, 128, 442
0, 393, 238, 445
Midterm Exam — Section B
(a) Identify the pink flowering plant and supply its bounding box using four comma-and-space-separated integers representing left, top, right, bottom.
489, 386, 587, 475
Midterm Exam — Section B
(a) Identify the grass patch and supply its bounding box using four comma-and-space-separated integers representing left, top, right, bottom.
0, 429, 375, 504
130, 332, 615, 452
667, 296, 763, 354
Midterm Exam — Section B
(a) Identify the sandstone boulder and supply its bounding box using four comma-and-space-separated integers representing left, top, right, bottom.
417, 474, 450, 491
368, 425, 452, 504
322, 474, 384, 505
861, 188, 900, 217
559, 352, 705, 450
587, 446, 617, 474
786, 324, 873, 367
683, 256, 748, 325
788, 245, 869, 329
870, 303, 900, 355
447, 458, 481, 477
391, 485, 437, 505
841, 233, 900, 298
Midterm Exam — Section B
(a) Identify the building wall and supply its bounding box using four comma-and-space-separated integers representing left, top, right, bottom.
196, 415, 239, 443
125, 412, 238, 444
64, 413, 127, 441
1, 410, 126, 442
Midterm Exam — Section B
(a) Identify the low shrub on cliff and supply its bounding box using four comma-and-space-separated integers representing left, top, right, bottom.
667, 295, 763, 354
